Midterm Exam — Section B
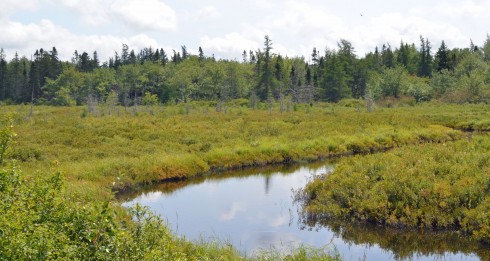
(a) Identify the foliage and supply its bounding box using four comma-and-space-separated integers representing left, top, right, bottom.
301, 135, 490, 244
3, 35, 490, 107
379, 66, 408, 98
0, 116, 15, 164
430, 69, 457, 98
142, 91, 159, 106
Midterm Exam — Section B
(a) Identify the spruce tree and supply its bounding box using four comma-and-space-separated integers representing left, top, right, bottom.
435, 41, 451, 72
418, 36, 433, 77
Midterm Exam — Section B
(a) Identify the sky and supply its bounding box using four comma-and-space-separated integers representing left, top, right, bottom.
1, 0, 489, 62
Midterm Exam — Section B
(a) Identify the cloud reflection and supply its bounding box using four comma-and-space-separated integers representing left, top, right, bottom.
220, 202, 247, 221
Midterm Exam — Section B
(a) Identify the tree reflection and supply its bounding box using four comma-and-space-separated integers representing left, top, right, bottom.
296, 210, 490, 260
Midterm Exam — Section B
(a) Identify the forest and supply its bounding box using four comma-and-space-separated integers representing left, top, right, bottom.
1, 35, 490, 108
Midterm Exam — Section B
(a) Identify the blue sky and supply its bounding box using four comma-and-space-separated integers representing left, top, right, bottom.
1, 0, 489, 62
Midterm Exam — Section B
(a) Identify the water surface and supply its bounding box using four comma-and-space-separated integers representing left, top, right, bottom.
122, 163, 487, 260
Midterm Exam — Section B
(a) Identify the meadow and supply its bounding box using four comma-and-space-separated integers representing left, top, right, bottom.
2, 101, 490, 258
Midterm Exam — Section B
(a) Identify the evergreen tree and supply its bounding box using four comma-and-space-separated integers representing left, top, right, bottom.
28, 53, 41, 104
113, 51, 121, 69
92, 51, 100, 69
0, 49, 7, 100
78, 52, 91, 72
160, 49, 168, 66
257, 35, 274, 101
154, 49, 160, 63
48, 47, 61, 79
435, 41, 451, 72
242, 50, 248, 63
319, 50, 349, 102
396, 41, 409, 68
305, 65, 312, 86
198, 47, 205, 62
311, 47, 319, 65
337, 39, 356, 93
249, 50, 256, 64
181, 46, 188, 60
129, 50, 137, 64
121, 44, 129, 65
381, 44, 395, 68
418, 36, 433, 77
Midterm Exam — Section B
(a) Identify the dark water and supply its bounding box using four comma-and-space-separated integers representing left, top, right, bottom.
121, 163, 488, 260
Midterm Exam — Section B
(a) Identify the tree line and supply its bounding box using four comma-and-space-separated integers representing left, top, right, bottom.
1, 35, 490, 107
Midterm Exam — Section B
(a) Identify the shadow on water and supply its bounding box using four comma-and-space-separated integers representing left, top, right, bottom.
297, 208, 490, 260
117, 160, 329, 201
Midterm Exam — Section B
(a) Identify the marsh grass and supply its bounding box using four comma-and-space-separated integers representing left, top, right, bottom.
2, 102, 490, 258
3, 102, 482, 200
300, 134, 490, 244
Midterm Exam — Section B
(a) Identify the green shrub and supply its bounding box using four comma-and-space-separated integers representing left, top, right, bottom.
301, 135, 490, 243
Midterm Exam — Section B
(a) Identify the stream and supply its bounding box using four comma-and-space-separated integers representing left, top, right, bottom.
121, 162, 488, 260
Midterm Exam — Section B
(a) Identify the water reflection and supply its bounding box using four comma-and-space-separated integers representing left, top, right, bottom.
121, 162, 487, 260
298, 217, 489, 260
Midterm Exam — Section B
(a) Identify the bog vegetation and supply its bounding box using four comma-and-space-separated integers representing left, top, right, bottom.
300, 133, 490, 244
0, 113, 344, 260
2, 34, 490, 258
2, 102, 490, 258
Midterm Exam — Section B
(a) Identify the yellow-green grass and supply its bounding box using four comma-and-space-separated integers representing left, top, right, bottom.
2, 102, 490, 258
4, 102, 489, 200
300, 134, 490, 244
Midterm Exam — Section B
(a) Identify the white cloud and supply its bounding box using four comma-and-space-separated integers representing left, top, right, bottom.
185, 6, 220, 21
233, 0, 472, 57
0, 18, 165, 62
201, 32, 261, 58
0, 0, 38, 16
436, 0, 490, 18
59, 0, 177, 31
355, 13, 469, 54
111, 0, 177, 31
59, 0, 109, 26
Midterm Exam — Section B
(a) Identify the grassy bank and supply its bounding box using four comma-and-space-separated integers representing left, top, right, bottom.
0, 115, 340, 260
300, 134, 490, 244
3, 102, 477, 200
